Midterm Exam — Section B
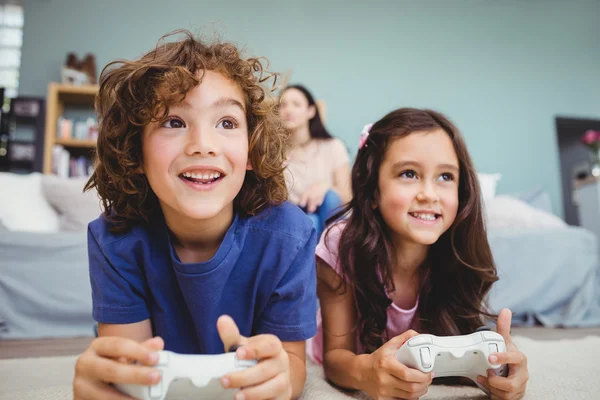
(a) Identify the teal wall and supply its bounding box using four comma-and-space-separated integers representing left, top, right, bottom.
20, 0, 600, 216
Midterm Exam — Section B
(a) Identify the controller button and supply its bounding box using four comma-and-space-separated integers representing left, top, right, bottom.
408, 336, 433, 347
489, 343, 498, 355
482, 331, 500, 341
419, 348, 432, 368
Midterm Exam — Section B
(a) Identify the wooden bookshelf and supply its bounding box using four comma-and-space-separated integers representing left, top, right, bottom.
43, 82, 98, 174
54, 138, 97, 148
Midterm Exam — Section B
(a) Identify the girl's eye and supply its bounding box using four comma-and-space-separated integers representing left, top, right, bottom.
217, 119, 237, 129
161, 117, 185, 129
438, 173, 455, 182
400, 170, 417, 179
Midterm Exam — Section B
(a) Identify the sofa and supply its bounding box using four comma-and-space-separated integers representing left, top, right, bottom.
0, 172, 101, 339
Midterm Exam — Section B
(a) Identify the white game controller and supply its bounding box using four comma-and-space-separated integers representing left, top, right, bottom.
395, 330, 508, 395
114, 350, 257, 400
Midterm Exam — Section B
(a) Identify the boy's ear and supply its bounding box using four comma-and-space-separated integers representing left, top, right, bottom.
134, 162, 144, 174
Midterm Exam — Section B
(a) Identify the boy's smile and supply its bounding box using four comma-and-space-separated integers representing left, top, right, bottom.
179, 166, 225, 190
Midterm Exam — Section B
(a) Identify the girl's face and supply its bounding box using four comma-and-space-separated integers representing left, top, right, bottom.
376, 129, 460, 246
142, 70, 250, 225
279, 88, 315, 132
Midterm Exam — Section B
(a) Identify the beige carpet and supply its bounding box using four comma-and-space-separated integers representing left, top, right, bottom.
1, 336, 599, 399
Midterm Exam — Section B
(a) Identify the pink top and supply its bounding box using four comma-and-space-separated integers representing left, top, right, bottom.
307, 222, 419, 364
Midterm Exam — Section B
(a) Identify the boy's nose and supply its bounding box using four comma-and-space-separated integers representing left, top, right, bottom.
184, 126, 218, 156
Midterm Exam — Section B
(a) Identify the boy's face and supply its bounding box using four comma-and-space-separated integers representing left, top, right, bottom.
142, 70, 249, 226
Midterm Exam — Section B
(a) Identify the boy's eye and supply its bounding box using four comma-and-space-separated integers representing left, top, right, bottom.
438, 173, 455, 182
161, 117, 185, 129
217, 119, 237, 129
400, 170, 417, 179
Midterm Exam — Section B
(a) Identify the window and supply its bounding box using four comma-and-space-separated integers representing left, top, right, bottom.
0, 2, 23, 106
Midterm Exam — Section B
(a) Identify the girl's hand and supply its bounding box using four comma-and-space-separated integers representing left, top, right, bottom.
218, 315, 292, 400
299, 182, 329, 213
362, 329, 433, 400
478, 309, 529, 400
73, 336, 164, 400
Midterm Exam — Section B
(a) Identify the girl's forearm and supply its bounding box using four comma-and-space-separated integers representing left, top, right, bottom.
323, 349, 371, 391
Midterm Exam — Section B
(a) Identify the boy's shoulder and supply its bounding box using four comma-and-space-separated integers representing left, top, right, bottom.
88, 214, 150, 248
243, 201, 314, 242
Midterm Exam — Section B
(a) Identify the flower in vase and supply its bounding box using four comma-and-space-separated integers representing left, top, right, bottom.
582, 129, 600, 150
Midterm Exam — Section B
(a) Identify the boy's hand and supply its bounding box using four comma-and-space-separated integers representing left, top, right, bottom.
73, 336, 164, 399
363, 329, 433, 400
477, 308, 529, 400
217, 315, 292, 400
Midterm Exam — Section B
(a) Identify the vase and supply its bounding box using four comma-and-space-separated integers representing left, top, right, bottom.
591, 148, 600, 177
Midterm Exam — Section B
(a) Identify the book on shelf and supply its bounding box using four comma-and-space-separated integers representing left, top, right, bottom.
52, 145, 94, 178
57, 116, 98, 141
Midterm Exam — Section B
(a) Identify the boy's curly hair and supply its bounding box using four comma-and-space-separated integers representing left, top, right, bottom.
85, 30, 288, 233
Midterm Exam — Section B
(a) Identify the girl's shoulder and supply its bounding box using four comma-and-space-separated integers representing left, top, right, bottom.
316, 220, 347, 271
321, 219, 347, 244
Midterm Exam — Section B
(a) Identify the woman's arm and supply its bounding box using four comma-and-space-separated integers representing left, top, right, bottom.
331, 163, 352, 204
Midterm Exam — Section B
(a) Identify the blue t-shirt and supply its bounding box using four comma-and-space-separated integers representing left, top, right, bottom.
88, 202, 317, 354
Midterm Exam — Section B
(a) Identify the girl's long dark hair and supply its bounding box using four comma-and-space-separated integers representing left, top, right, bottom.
327, 108, 498, 353
282, 84, 332, 139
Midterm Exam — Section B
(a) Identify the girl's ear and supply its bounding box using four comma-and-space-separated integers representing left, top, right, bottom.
246, 159, 253, 171
372, 189, 379, 209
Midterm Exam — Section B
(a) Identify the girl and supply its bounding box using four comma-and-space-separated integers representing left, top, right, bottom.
279, 85, 351, 235
310, 108, 529, 399
73, 30, 317, 400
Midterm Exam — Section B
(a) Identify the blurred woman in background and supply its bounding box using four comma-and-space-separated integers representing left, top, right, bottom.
280, 85, 351, 235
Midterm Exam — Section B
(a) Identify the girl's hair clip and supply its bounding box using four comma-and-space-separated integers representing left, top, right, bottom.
359, 123, 373, 149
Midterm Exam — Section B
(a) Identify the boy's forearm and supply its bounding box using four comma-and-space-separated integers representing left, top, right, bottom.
323, 350, 371, 392
288, 352, 307, 399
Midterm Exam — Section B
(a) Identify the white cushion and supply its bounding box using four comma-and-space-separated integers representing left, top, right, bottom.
41, 175, 103, 231
0, 172, 60, 232
485, 195, 567, 230
478, 172, 502, 203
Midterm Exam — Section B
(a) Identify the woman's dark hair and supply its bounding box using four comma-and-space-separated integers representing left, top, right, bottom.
282, 84, 332, 139
85, 30, 288, 234
327, 107, 499, 353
